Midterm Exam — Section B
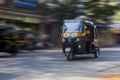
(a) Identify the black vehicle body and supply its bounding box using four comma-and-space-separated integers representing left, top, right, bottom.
61, 19, 100, 60
13, 30, 37, 51
0, 24, 19, 55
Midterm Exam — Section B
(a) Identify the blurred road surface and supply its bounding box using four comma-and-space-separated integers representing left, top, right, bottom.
0, 46, 120, 80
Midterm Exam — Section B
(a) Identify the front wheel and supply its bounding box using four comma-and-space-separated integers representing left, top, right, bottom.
66, 52, 75, 61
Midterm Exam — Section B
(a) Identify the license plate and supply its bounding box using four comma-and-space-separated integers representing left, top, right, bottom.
65, 48, 71, 52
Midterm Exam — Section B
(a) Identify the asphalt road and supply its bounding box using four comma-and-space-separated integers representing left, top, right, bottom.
0, 46, 120, 80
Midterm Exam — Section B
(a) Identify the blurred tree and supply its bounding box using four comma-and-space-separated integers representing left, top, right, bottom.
48, 0, 119, 23
83, 0, 119, 23
48, 0, 83, 23
114, 11, 120, 21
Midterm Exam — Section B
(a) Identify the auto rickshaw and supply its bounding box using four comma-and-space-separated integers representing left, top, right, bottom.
61, 19, 100, 61
13, 30, 36, 51
0, 24, 19, 55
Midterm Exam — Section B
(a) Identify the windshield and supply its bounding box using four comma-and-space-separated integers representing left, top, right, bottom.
63, 21, 83, 33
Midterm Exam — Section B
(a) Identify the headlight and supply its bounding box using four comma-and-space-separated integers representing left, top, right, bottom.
76, 38, 80, 42
62, 38, 65, 42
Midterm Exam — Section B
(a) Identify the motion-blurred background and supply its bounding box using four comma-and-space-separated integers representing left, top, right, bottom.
0, 0, 120, 48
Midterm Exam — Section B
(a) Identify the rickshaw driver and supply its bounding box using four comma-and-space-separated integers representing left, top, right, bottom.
85, 25, 94, 53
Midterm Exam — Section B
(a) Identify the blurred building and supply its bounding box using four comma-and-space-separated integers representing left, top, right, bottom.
0, 0, 60, 45
0, 1, 46, 37
39, 1, 61, 45
108, 21, 120, 44
97, 23, 117, 47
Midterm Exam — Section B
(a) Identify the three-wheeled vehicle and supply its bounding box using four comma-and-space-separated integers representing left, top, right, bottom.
13, 30, 36, 51
61, 19, 100, 61
0, 24, 19, 55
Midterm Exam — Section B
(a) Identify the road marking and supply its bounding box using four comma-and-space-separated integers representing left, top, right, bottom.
100, 48, 120, 51
99, 74, 120, 80
97, 65, 120, 72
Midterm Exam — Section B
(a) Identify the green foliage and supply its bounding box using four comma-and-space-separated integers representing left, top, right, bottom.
114, 11, 120, 21
83, 0, 119, 22
49, 0, 82, 22
49, 0, 119, 23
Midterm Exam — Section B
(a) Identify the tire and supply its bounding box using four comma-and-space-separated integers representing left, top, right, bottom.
94, 48, 100, 58
66, 52, 74, 61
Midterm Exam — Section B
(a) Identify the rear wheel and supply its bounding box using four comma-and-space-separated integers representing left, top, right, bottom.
94, 48, 100, 58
